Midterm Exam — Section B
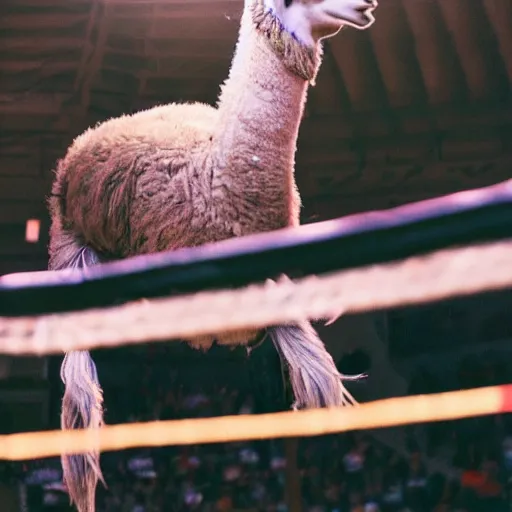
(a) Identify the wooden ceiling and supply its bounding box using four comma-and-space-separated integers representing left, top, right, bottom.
0, 0, 511, 275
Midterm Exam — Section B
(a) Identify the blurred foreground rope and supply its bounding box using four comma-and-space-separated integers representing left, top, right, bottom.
1, 385, 511, 461
1, 240, 512, 355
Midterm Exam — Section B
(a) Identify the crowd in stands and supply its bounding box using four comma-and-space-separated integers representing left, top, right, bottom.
10, 347, 512, 511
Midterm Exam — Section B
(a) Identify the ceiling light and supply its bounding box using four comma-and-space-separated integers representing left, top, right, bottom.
25, 219, 40, 243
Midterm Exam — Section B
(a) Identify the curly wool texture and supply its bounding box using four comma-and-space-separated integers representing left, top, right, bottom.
49, 8, 321, 268
48, 1, 323, 350
48, 1, 358, 510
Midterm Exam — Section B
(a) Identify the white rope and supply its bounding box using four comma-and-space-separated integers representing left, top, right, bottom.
1, 240, 512, 355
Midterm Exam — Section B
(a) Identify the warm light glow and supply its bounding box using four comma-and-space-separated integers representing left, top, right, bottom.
25, 219, 40, 243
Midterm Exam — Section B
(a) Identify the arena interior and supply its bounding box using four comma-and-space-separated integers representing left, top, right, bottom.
1, 0, 512, 511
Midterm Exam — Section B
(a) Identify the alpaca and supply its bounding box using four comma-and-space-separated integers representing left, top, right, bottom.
48, 0, 378, 510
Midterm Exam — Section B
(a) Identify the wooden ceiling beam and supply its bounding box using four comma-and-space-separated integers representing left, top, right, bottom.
0, 13, 89, 31
299, 101, 512, 143
148, 22, 238, 42
368, 0, 428, 109
482, 0, 512, 85
0, 156, 44, 178
143, 37, 235, 59
0, 61, 77, 74
75, 0, 112, 117
0, 93, 70, 116
301, 191, 431, 222
437, 0, 507, 101
0, 177, 52, 202
0, 37, 84, 56
0, 202, 48, 225
3, 0, 88, 7
302, 174, 509, 222
328, 31, 388, 113
310, 43, 352, 121
104, 0, 237, 5
299, 154, 512, 202
401, 0, 467, 105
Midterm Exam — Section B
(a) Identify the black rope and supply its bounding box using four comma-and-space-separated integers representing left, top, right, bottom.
1, 180, 512, 316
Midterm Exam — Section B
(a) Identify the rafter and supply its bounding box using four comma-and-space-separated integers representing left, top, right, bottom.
74, 0, 112, 117
482, 0, 512, 85
438, 0, 505, 101
0, 93, 70, 115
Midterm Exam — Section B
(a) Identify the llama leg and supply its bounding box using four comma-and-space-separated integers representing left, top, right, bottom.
268, 322, 360, 409
259, 275, 359, 409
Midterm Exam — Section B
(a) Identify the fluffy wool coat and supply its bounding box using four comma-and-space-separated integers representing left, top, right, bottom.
48, 0, 378, 510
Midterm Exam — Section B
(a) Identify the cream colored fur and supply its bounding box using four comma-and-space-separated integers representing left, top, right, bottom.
48, 0, 378, 510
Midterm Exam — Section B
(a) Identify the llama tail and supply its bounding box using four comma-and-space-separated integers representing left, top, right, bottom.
267, 322, 361, 409
49, 229, 104, 512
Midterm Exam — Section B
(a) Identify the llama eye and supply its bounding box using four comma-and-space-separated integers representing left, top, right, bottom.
284, 0, 293, 7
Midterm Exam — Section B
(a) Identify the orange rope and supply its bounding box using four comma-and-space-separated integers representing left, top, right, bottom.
1, 385, 510, 461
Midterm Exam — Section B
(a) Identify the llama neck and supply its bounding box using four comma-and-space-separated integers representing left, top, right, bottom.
215, 1, 322, 172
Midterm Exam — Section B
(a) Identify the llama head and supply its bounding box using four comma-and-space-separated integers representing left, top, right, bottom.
262, 0, 378, 46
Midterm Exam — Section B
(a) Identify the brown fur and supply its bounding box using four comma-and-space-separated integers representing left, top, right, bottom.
48, 0, 377, 510
50, 6, 316, 264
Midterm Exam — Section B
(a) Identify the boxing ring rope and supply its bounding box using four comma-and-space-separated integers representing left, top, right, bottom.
1, 239, 512, 356
2, 385, 512, 461
2, 179, 512, 355
1, 179, 512, 461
